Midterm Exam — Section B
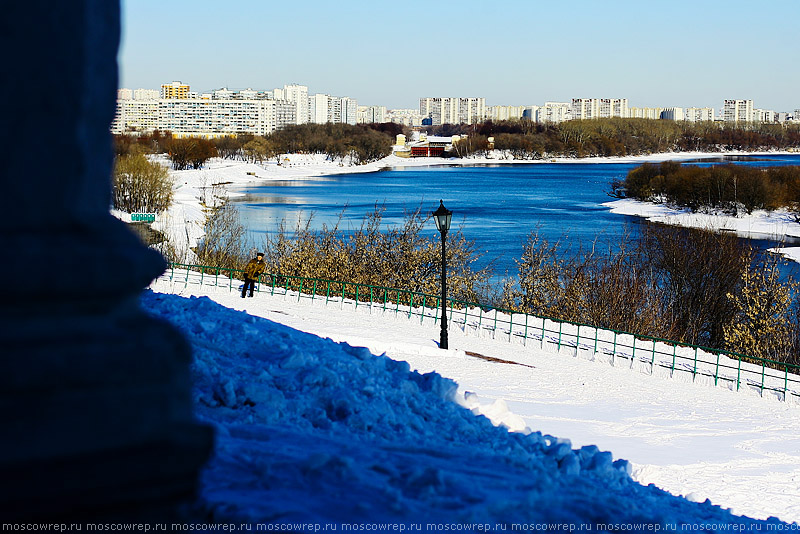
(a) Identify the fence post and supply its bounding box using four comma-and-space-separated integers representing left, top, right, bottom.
760, 363, 766, 397
736, 358, 742, 391
421, 294, 426, 324
408, 292, 414, 319
692, 347, 699, 381
557, 322, 563, 352
355, 284, 360, 310
325, 280, 331, 305
312, 280, 317, 301
784, 365, 789, 402
509, 312, 513, 342
298, 278, 304, 302
650, 339, 656, 375
714, 353, 720, 386
611, 331, 617, 365
671, 344, 677, 378
523, 313, 528, 347
576, 326, 581, 356
370, 286, 374, 314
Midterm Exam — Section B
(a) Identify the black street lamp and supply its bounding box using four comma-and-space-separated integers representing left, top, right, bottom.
432, 200, 453, 350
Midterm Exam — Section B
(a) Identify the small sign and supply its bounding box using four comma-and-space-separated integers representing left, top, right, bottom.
131, 213, 156, 223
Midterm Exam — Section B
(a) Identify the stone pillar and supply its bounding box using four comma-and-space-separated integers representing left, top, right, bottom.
0, 1, 212, 520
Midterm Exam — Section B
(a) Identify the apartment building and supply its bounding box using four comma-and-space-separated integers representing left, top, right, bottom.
385, 109, 423, 127
328, 96, 358, 125
571, 98, 628, 120
723, 99, 754, 123
487, 105, 528, 121
112, 98, 296, 137
419, 97, 486, 125
111, 100, 159, 134
660, 108, 684, 121
684, 107, 715, 122
357, 105, 387, 124
281, 84, 309, 125
538, 102, 571, 123
628, 107, 664, 120
307, 94, 358, 125
161, 81, 191, 99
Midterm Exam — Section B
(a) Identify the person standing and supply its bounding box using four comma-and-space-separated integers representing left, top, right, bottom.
242, 252, 266, 298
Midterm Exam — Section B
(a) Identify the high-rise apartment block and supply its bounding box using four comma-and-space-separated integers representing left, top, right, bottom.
684, 107, 715, 122
307, 94, 358, 125
357, 106, 387, 124
723, 99, 754, 123
281, 84, 309, 125
538, 102, 571, 123
571, 98, 628, 120
161, 81, 191, 99
420, 97, 486, 125
385, 109, 423, 127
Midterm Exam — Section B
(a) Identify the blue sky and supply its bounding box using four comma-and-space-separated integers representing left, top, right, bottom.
120, 0, 799, 111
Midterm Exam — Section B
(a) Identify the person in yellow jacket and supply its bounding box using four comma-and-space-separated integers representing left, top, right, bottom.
241, 252, 266, 298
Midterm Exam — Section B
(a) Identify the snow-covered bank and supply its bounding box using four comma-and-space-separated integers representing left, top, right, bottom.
603, 198, 800, 263
135, 150, 798, 261
149, 276, 800, 524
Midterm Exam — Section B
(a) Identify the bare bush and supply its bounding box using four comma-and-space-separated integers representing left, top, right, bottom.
112, 153, 173, 214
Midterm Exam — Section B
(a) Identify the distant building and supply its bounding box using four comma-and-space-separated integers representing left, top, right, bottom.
133, 88, 159, 101
161, 81, 191, 99
723, 99, 754, 123
487, 105, 528, 121
281, 84, 309, 125
385, 108, 423, 127
628, 107, 664, 120
570, 98, 628, 120
660, 108, 684, 121
112, 97, 296, 137
538, 102, 571, 123
117, 88, 132, 101
357, 105, 387, 124
753, 108, 775, 123
420, 97, 486, 125
684, 107, 715, 122
308, 94, 357, 125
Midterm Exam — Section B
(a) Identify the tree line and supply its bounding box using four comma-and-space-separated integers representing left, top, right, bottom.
426, 118, 800, 159
612, 161, 800, 216
114, 123, 399, 170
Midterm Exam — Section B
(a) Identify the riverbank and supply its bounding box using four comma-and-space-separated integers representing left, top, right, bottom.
603, 199, 800, 263
124, 150, 800, 263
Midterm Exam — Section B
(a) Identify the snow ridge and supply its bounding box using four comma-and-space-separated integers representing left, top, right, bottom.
142, 291, 783, 527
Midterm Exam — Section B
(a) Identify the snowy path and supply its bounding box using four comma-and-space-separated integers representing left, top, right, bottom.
151, 279, 800, 523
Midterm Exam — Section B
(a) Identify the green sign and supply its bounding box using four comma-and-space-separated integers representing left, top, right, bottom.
131, 213, 156, 223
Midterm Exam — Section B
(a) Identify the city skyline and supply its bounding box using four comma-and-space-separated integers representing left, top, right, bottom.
119, 0, 800, 112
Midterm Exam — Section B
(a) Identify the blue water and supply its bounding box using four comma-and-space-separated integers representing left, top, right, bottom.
231, 154, 800, 280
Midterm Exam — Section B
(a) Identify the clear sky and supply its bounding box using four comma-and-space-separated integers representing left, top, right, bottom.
119, 0, 800, 112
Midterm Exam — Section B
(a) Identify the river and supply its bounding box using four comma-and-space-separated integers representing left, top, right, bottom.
230, 154, 800, 280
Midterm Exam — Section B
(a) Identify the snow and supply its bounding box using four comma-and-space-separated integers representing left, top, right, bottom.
146, 272, 800, 526
120, 150, 800, 266
603, 198, 800, 263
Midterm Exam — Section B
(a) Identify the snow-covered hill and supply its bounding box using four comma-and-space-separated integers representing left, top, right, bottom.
144, 277, 800, 527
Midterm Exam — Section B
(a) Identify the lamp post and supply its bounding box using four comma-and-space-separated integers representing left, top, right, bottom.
432, 200, 452, 350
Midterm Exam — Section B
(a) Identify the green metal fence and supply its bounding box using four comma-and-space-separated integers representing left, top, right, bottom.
154, 262, 800, 402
